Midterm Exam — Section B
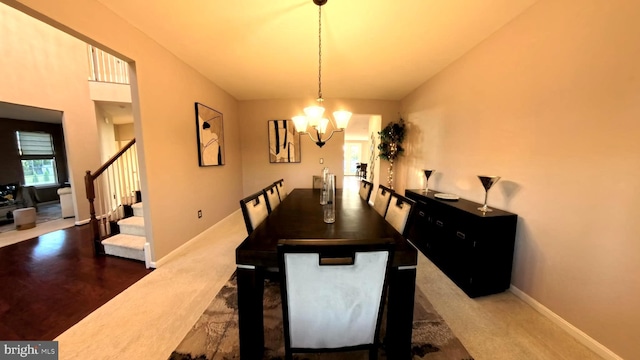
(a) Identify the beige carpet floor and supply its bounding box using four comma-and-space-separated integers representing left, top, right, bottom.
170, 273, 472, 360
53, 209, 604, 360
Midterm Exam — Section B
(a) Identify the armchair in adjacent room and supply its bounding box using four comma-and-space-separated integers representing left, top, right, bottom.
16, 185, 41, 211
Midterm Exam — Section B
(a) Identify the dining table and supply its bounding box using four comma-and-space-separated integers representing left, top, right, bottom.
235, 188, 418, 359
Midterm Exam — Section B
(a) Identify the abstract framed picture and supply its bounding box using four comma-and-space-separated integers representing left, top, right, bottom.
195, 102, 225, 166
268, 119, 301, 163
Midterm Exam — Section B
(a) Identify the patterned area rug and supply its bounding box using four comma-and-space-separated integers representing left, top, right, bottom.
169, 273, 473, 360
0, 203, 62, 233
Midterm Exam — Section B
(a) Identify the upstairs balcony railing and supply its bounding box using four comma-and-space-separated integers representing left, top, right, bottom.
87, 45, 130, 84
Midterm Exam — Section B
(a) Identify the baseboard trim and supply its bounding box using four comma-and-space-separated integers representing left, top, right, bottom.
75, 214, 111, 226
154, 209, 243, 268
510, 285, 622, 360
144, 242, 155, 269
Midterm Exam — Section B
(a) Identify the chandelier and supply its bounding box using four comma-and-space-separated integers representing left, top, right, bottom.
292, 0, 352, 148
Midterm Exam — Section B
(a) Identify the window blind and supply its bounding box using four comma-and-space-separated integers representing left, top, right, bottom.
16, 131, 55, 156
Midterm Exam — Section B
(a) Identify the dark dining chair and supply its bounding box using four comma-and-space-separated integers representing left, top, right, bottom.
274, 178, 287, 200
372, 184, 394, 217
277, 238, 395, 360
359, 180, 374, 203
384, 193, 416, 236
358, 163, 368, 179
239, 191, 269, 235
263, 183, 281, 212
312, 175, 323, 189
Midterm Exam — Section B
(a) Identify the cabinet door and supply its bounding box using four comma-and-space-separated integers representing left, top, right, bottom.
451, 215, 516, 297
429, 201, 455, 273
470, 217, 517, 295
407, 200, 431, 253
447, 219, 476, 293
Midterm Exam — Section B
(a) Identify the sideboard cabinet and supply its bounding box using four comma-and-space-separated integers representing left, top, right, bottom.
405, 189, 518, 298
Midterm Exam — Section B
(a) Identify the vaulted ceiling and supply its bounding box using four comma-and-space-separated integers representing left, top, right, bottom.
96, 0, 538, 101
1, 1, 538, 129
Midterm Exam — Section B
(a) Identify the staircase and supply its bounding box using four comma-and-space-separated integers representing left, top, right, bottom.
85, 138, 141, 259
101, 202, 146, 261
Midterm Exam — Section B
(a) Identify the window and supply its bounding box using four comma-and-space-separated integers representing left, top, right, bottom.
343, 142, 362, 175
16, 131, 58, 187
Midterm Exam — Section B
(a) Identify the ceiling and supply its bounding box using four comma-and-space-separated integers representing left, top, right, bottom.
96, 0, 538, 101
3, 1, 537, 135
344, 114, 373, 141
95, 101, 133, 125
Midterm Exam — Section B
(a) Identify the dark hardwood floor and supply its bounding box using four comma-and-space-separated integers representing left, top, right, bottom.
0, 224, 152, 340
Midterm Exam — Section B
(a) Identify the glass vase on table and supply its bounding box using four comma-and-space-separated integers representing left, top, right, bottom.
320, 167, 329, 205
323, 173, 336, 223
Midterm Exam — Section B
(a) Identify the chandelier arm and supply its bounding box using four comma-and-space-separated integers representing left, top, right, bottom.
321, 128, 344, 143
302, 131, 316, 142
315, 128, 324, 143
314, 128, 326, 148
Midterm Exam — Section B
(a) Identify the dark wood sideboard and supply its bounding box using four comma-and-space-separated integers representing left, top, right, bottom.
405, 189, 518, 298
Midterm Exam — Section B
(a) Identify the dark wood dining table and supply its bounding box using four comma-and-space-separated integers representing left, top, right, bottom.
235, 188, 418, 359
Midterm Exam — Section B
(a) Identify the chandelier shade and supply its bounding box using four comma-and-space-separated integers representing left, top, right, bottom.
303, 105, 325, 121
293, 0, 352, 148
333, 110, 352, 129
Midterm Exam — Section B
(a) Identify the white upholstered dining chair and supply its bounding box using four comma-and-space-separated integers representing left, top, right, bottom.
239, 191, 269, 235
263, 183, 281, 212
277, 238, 395, 360
274, 178, 287, 200
372, 184, 394, 217
384, 193, 416, 236
359, 180, 374, 203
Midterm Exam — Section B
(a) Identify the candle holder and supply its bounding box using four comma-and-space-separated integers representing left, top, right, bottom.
423, 169, 435, 193
477, 175, 500, 213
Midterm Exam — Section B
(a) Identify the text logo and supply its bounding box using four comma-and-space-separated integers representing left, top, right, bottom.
1, 341, 57, 359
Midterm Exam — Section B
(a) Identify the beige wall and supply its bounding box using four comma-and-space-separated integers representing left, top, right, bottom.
400, 0, 640, 357
0, 3, 100, 222
115, 123, 135, 142
95, 105, 117, 163
238, 99, 399, 195
8, 0, 243, 261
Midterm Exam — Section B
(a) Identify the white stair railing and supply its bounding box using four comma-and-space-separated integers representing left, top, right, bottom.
86, 139, 140, 255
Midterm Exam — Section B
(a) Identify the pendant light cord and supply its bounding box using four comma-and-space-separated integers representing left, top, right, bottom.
317, 4, 323, 102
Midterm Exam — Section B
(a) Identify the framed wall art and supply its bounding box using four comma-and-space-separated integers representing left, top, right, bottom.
268, 119, 300, 163
195, 102, 225, 166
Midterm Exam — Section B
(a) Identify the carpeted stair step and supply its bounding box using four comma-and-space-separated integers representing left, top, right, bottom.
117, 216, 145, 236
102, 234, 145, 262
132, 202, 144, 217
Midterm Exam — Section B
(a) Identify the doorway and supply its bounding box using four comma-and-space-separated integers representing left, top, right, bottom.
343, 114, 381, 186
344, 142, 362, 175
